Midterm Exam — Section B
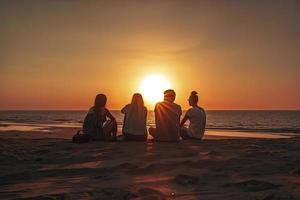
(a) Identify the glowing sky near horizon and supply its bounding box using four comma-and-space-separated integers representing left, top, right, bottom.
0, 0, 299, 110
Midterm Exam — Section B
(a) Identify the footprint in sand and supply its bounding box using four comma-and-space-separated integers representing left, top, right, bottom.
225, 179, 280, 192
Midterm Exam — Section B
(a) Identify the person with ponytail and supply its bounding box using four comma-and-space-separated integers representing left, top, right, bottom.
180, 91, 206, 140
121, 93, 148, 141
83, 94, 117, 141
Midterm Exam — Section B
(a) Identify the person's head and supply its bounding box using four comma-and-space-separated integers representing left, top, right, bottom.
131, 93, 144, 108
164, 89, 176, 102
94, 94, 107, 109
188, 91, 199, 106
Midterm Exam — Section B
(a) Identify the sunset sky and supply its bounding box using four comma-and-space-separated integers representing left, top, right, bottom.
1, 0, 299, 110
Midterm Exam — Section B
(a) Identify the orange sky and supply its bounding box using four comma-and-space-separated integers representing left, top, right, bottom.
0, 0, 300, 110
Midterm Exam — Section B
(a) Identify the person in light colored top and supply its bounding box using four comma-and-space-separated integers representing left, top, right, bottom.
149, 89, 182, 142
121, 93, 148, 141
180, 91, 206, 140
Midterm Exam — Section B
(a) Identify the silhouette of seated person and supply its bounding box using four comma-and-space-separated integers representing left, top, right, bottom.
180, 91, 206, 140
149, 89, 182, 141
83, 94, 117, 141
121, 93, 148, 141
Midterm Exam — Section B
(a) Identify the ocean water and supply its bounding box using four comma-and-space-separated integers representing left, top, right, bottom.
0, 110, 300, 135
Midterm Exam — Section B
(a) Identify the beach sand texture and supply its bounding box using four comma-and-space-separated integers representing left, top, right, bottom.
1, 128, 300, 200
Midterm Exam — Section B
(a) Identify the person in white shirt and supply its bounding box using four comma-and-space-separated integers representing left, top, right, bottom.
180, 91, 206, 140
121, 93, 148, 141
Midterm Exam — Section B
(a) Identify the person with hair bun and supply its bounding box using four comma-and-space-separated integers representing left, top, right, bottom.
180, 91, 206, 140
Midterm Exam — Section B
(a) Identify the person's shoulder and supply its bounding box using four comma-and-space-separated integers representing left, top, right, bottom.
104, 108, 111, 114
186, 107, 193, 112
156, 102, 163, 106
172, 102, 182, 114
155, 102, 162, 108
124, 104, 131, 109
143, 106, 148, 112
174, 102, 182, 110
154, 102, 163, 112
121, 104, 130, 113
87, 107, 95, 114
198, 106, 205, 112
186, 107, 193, 115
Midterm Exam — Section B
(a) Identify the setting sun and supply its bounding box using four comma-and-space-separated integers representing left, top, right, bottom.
139, 75, 171, 104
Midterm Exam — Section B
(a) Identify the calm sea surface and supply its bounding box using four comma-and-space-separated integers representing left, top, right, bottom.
0, 110, 300, 134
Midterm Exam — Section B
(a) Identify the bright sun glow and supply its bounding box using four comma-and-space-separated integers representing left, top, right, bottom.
139, 75, 171, 104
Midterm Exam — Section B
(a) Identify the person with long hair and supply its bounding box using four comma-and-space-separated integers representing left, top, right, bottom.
180, 91, 206, 140
121, 93, 148, 141
83, 94, 117, 141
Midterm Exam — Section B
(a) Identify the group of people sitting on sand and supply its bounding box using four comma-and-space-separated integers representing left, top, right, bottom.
81, 89, 206, 142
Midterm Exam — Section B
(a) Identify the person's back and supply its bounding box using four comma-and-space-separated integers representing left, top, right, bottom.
154, 101, 182, 141
121, 93, 148, 141
149, 89, 182, 141
180, 91, 206, 140
83, 94, 117, 141
185, 106, 206, 139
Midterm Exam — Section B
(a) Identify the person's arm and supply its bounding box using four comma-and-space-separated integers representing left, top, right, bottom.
180, 114, 188, 127
144, 107, 148, 118
121, 105, 128, 114
106, 109, 116, 121
83, 112, 93, 134
201, 107, 206, 128
82, 113, 89, 132
154, 104, 159, 127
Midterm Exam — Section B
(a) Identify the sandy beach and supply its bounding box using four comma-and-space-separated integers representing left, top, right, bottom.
1, 0, 300, 199
0, 128, 300, 200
